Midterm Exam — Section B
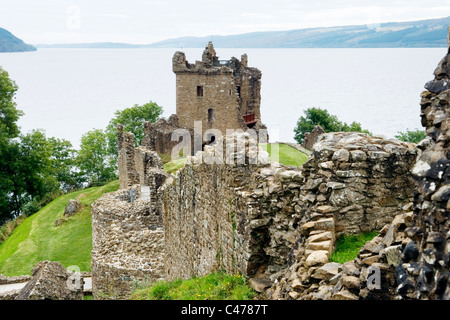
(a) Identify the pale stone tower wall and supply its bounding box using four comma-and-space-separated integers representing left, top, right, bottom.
172, 42, 263, 144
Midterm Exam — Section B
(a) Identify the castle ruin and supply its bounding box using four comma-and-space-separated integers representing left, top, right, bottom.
91, 34, 450, 300
143, 42, 267, 156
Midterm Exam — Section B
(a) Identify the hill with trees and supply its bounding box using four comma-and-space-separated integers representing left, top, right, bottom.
0, 28, 36, 52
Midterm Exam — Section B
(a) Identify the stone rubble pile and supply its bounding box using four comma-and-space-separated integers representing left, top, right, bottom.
14, 261, 83, 300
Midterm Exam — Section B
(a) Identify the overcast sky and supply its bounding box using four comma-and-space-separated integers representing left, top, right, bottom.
2, 0, 450, 44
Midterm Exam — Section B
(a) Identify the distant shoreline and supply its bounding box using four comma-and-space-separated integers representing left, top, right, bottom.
33, 16, 450, 50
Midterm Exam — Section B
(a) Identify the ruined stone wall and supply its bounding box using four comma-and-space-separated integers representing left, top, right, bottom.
141, 115, 185, 156
268, 132, 418, 300
233, 54, 262, 120
93, 138, 168, 299
161, 131, 417, 289
268, 29, 450, 301
161, 133, 273, 280
118, 125, 138, 189
302, 132, 418, 235
91, 187, 165, 300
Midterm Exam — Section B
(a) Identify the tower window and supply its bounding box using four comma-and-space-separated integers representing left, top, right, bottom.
208, 108, 214, 123
236, 86, 241, 97
197, 86, 203, 97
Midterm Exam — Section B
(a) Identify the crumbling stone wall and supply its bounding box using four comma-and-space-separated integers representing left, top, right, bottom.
93, 133, 168, 299
268, 28, 450, 301
91, 187, 165, 300
267, 132, 418, 300
302, 132, 418, 234
161, 131, 417, 289
161, 133, 275, 280
118, 125, 139, 190
141, 114, 186, 157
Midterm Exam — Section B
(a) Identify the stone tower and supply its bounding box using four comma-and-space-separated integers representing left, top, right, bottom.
172, 42, 264, 143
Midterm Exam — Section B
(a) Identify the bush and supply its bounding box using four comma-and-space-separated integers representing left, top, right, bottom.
395, 129, 426, 144
0, 215, 27, 243
294, 107, 371, 144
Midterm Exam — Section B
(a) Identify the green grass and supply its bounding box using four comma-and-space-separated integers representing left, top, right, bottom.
163, 158, 188, 174
0, 180, 119, 276
162, 143, 309, 173
130, 271, 257, 300
329, 231, 379, 264
260, 143, 309, 167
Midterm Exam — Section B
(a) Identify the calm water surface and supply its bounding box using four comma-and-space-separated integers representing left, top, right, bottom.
0, 47, 446, 148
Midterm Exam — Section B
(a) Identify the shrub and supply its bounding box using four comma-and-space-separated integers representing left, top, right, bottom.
395, 129, 426, 144
294, 107, 371, 144
0, 215, 27, 243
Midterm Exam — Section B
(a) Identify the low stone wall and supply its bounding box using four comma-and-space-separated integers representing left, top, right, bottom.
0, 274, 31, 285
91, 187, 165, 299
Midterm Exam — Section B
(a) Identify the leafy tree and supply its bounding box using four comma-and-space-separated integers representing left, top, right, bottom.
0, 67, 22, 139
48, 137, 83, 192
105, 101, 163, 159
294, 107, 371, 144
0, 67, 23, 223
395, 129, 426, 144
18, 129, 57, 198
1, 129, 61, 222
76, 129, 116, 187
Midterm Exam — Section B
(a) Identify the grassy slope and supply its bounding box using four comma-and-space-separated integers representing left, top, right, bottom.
0, 180, 119, 276
260, 143, 309, 167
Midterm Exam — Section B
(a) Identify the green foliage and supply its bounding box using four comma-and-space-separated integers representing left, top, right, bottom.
48, 137, 83, 192
395, 128, 426, 144
105, 101, 163, 159
0, 66, 22, 138
0, 215, 26, 244
293, 107, 371, 144
259, 143, 309, 167
76, 129, 116, 187
0, 180, 119, 276
130, 271, 257, 300
330, 231, 379, 264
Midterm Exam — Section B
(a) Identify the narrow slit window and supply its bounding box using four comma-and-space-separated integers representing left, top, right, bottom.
197, 86, 203, 97
208, 108, 214, 122
236, 86, 241, 97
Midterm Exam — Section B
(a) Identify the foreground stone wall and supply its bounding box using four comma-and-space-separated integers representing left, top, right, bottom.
302, 132, 418, 235
268, 30, 450, 301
